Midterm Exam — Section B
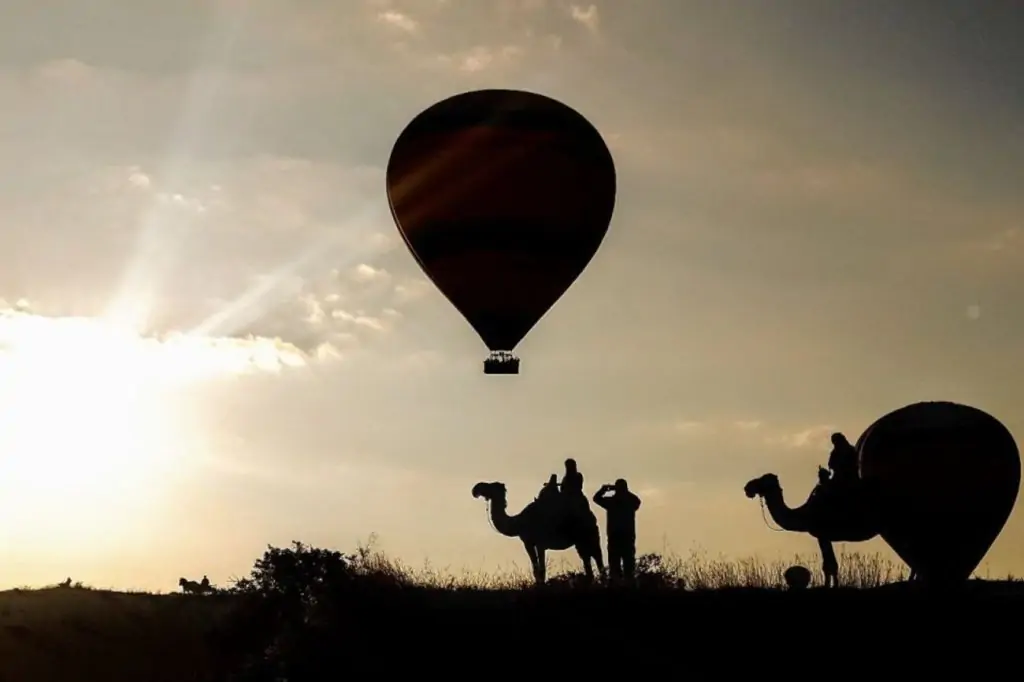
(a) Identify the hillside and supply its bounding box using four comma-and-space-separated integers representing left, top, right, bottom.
2, 549, 1022, 681
0, 587, 237, 682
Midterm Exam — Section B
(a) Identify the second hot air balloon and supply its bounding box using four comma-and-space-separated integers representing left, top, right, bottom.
856, 401, 1020, 586
385, 89, 617, 374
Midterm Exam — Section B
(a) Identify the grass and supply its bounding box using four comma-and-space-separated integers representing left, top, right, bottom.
333, 543, 916, 591
0, 547, 1020, 681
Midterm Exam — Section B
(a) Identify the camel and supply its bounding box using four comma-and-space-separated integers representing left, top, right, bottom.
744, 473, 883, 587
472, 481, 606, 585
179, 576, 213, 595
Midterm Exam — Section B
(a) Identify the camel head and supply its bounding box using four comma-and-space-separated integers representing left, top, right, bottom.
178, 577, 187, 587
744, 473, 781, 499
472, 481, 507, 503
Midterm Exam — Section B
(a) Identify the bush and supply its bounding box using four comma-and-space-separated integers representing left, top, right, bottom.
211, 542, 928, 680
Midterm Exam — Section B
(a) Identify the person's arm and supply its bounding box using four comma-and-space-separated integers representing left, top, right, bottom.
629, 493, 641, 511
592, 485, 611, 508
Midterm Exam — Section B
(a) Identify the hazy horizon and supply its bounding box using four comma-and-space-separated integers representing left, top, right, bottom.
0, 0, 1021, 591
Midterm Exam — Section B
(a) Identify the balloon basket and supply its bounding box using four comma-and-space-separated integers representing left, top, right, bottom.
484, 352, 519, 375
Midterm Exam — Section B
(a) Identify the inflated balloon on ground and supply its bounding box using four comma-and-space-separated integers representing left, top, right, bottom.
856, 401, 1020, 585
385, 89, 617, 374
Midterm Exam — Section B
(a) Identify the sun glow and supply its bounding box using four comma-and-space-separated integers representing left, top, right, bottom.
0, 311, 304, 548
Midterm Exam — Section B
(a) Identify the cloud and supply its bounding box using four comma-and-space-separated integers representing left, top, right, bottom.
0, 306, 313, 384
392, 278, 433, 304
634, 486, 669, 508
351, 263, 391, 284
377, 10, 419, 33
569, 4, 599, 33
435, 45, 527, 73
665, 417, 839, 455
672, 419, 712, 435
763, 425, 836, 451
0, 153, 435, 368
669, 418, 768, 438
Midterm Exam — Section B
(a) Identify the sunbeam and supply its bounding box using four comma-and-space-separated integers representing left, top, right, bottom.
105, 2, 251, 334
189, 203, 390, 339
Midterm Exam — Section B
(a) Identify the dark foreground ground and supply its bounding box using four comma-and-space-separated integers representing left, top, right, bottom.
2, 579, 1022, 681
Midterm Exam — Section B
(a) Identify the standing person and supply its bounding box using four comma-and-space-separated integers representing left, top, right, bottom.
593, 479, 642, 582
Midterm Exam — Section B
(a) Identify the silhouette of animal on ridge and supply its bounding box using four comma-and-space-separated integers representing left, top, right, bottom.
472, 480, 606, 584
744, 472, 883, 587
179, 576, 213, 595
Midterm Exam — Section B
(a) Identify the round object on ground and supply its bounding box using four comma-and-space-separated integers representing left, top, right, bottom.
784, 565, 812, 590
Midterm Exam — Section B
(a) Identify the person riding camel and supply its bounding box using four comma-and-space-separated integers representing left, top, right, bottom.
561, 458, 584, 496
559, 458, 590, 522
538, 473, 560, 505
813, 432, 860, 508
827, 432, 859, 487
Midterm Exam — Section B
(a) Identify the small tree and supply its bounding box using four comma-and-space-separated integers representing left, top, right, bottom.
233, 541, 354, 604
635, 552, 685, 589
220, 541, 360, 681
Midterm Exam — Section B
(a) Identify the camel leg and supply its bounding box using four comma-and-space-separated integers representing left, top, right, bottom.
818, 538, 838, 588
523, 541, 543, 585
585, 519, 606, 582
536, 548, 547, 584
576, 545, 594, 584
592, 532, 606, 582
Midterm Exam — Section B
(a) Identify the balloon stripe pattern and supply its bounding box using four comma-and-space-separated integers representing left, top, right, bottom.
386, 89, 617, 354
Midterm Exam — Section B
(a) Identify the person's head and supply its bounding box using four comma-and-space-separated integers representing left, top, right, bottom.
614, 478, 628, 492
565, 458, 577, 471
831, 432, 849, 447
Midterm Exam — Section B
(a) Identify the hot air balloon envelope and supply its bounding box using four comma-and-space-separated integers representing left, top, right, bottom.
857, 401, 1020, 586
385, 89, 617, 374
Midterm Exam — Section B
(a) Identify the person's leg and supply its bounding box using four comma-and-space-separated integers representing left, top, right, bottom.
623, 544, 637, 581
608, 542, 623, 581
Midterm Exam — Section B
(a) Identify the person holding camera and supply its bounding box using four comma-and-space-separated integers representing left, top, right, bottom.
593, 479, 642, 582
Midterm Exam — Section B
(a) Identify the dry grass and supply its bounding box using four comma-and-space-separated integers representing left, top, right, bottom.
345, 541, 915, 590
0, 549, 1017, 682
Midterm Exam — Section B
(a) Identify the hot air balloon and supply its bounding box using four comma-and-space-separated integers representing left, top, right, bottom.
856, 401, 1020, 586
385, 89, 617, 374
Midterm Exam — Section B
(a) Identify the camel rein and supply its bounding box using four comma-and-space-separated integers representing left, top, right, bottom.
485, 499, 498, 533
759, 497, 784, 532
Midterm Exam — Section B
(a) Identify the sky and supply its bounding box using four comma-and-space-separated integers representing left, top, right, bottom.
0, 0, 1021, 591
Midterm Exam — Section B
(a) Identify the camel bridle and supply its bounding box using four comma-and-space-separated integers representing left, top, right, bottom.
756, 482, 785, 532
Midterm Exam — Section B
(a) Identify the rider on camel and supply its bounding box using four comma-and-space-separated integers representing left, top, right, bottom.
538, 473, 559, 504
828, 432, 859, 487
813, 432, 860, 506
560, 458, 590, 519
